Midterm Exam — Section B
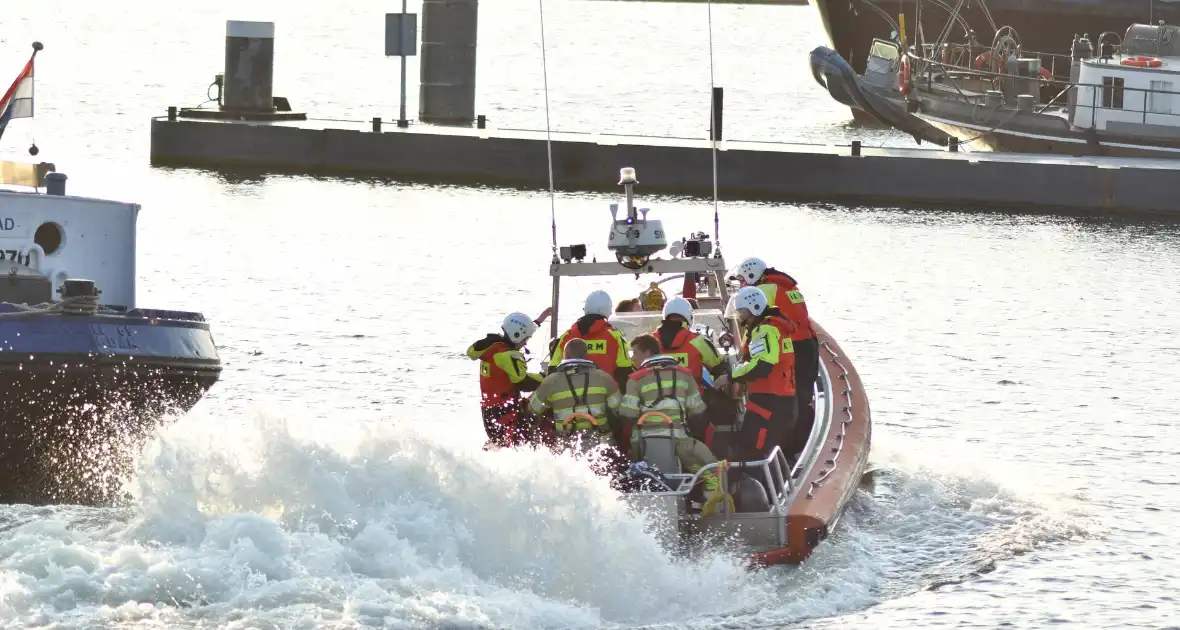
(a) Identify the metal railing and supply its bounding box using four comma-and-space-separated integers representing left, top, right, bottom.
1074, 80, 1180, 129
627, 444, 794, 518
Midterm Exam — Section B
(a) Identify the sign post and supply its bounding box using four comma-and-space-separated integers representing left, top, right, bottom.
385, 2, 418, 128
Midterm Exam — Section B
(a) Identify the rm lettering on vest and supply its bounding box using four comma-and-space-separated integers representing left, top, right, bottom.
586, 340, 608, 354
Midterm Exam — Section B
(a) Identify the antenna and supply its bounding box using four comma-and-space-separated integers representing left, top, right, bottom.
538, 0, 558, 261
706, 0, 721, 252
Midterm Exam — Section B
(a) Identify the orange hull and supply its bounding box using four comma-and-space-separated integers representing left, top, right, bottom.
749, 320, 873, 566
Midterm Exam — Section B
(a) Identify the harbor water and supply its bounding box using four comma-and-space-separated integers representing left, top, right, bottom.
2, 1, 1179, 628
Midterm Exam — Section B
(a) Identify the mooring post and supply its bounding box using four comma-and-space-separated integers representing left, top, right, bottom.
710, 86, 724, 142
419, 0, 478, 125
851, 140, 862, 156
385, 2, 419, 128
167, 106, 177, 121
223, 21, 276, 114
948, 136, 959, 152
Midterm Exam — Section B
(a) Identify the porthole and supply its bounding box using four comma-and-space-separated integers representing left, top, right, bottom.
34, 222, 64, 256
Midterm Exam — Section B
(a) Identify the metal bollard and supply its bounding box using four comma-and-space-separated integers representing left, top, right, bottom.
851, 140, 861, 156
477, 114, 486, 129
167, 106, 177, 121
372, 117, 382, 132
948, 136, 959, 152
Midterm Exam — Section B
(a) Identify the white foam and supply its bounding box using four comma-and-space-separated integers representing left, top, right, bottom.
0, 411, 1093, 628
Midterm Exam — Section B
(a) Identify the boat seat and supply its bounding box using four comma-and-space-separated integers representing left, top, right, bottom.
632, 413, 684, 479
730, 476, 771, 512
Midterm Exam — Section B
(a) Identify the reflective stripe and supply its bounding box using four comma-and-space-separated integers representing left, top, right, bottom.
630, 425, 687, 439
549, 386, 610, 401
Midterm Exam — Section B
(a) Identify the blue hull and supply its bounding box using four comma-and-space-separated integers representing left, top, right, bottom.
0, 304, 220, 505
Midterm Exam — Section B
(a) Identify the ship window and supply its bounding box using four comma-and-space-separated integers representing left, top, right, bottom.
1102, 77, 1125, 109
33, 222, 63, 256
1150, 80, 1173, 114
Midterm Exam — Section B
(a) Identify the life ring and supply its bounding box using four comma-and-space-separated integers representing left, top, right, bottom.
1121, 56, 1162, 68
973, 50, 993, 70
898, 57, 911, 97
1039, 67, 1052, 80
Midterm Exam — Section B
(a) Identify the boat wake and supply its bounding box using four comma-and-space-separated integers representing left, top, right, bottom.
0, 412, 1094, 629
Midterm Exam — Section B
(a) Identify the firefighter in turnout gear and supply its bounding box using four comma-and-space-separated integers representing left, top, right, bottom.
714, 286, 798, 465
619, 334, 734, 518
548, 290, 634, 389
530, 338, 624, 451
466, 309, 551, 449
728, 257, 817, 461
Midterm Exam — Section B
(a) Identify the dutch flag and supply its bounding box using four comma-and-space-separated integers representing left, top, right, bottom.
0, 47, 38, 142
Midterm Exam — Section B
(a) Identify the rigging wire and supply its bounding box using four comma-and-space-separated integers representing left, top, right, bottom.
706, 0, 720, 251
538, 0, 558, 257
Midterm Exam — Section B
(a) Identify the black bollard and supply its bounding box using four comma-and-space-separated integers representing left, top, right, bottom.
851, 140, 861, 156
372, 117, 382, 132
477, 114, 486, 129
167, 106, 177, 121
949, 136, 959, 152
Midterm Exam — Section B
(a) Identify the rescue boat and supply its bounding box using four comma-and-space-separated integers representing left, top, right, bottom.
545, 167, 872, 566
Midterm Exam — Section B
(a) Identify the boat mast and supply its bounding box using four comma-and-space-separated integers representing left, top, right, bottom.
536, 0, 562, 340
706, 0, 721, 253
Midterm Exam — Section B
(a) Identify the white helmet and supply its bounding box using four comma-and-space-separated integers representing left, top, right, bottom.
501, 312, 538, 343
728, 257, 767, 286
662, 296, 694, 326
584, 290, 613, 317
729, 286, 768, 317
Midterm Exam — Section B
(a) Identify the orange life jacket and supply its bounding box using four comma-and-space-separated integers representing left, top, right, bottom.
761, 269, 816, 341
743, 313, 797, 397
656, 324, 705, 388
474, 338, 519, 407
560, 318, 625, 377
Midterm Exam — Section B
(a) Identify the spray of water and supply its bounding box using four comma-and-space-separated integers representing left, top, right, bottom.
0, 411, 1095, 629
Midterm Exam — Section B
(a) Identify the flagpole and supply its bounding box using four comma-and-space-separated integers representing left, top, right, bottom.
30, 42, 42, 122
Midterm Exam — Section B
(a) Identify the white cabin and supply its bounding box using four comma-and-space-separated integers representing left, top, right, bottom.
0, 162, 138, 309
1073, 24, 1180, 134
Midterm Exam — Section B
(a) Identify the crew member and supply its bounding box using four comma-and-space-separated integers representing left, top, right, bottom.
656, 297, 728, 390
529, 339, 627, 474
728, 256, 817, 461
466, 309, 551, 449
655, 297, 731, 445
619, 334, 733, 518
713, 286, 798, 465
548, 290, 634, 388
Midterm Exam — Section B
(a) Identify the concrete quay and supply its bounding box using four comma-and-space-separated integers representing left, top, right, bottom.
149, 115, 1180, 216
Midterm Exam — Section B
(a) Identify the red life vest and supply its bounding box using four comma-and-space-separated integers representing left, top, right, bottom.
657, 325, 705, 388
476, 341, 519, 407
743, 314, 797, 397
761, 269, 815, 341
560, 318, 625, 376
